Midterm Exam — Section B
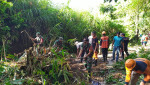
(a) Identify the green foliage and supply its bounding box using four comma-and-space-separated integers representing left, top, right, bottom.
113, 61, 125, 70
125, 52, 137, 60
106, 74, 118, 83
32, 49, 72, 84
0, 0, 128, 53
138, 49, 150, 60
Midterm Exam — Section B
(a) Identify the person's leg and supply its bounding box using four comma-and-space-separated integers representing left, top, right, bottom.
129, 71, 141, 85
140, 81, 145, 85
102, 48, 105, 61
106, 48, 108, 61
116, 46, 120, 62
95, 59, 97, 66
125, 47, 129, 56
142, 74, 150, 85
145, 42, 147, 46
87, 56, 93, 82
112, 46, 117, 60
81, 50, 85, 63
122, 49, 124, 59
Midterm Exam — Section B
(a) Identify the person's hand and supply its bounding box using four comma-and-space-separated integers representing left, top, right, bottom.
84, 55, 87, 59
33, 43, 36, 46
77, 55, 80, 58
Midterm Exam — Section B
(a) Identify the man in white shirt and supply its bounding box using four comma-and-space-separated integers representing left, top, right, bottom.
75, 41, 83, 57
88, 32, 93, 44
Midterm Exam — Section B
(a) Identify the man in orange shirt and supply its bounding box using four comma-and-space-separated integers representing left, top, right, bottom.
125, 58, 150, 85
100, 31, 109, 62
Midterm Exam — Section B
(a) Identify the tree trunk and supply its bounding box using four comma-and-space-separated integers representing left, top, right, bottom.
2, 39, 7, 61
135, 6, 139, 41
1, 48, 3, 61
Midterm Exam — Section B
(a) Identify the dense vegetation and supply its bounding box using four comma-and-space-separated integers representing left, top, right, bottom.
1, 0, 150, 54
0, 0, 150, 84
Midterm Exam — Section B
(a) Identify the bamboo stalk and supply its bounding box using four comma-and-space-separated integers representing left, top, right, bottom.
1, 47, 3, 61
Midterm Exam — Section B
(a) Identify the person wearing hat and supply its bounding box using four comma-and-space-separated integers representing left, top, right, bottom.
75, 41, 83, 62
112, 32, 124, 62
125, 58, 150, 85
53, 37, 63, 52
31, 32, 43, 45
31, 32, 44, 56
78, 38, 93, 78
100, 31, 109, 62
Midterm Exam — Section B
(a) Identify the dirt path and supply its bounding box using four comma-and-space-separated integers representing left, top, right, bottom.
69, 45, 143, 85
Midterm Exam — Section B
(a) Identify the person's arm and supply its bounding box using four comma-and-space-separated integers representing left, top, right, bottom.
53, 41, 57, 47
100, 39, 102, 46
77, 48, 79, 56
94, 39, 98, 52
112, 40, 114, 47
30, 37, 36, 41
112, 36, 115, 47
78, 49, 83, 58
122, 39, 124, 51
108, 38, 110, 48
125, 67, 132, 85
40, 38, 43, 44
84, 46, 93, 58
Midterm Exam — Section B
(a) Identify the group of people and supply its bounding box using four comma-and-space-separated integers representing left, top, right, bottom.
31, 32, 150, 85
112, 32, 129, 62
74, 31, 130, 79
140, 34, 149, 47
31, 32, 64, 52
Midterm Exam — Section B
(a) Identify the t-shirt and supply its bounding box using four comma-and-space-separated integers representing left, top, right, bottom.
80, 43, 93, 53
113, 36, 123, 47
92, 37, 98, 49
122, 37, 129, 47
88, 36, 93, 44
35, 37, 41, 43
54, 40, 63, 48
141, 35, 145, 42
145, 36, 148, 42
76, 42, 83, 49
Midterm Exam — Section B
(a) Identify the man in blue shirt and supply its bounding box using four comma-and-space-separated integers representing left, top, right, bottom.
112, 32, 124, 62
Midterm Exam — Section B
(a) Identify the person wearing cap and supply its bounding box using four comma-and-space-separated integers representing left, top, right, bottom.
121, 33, 129, 59
91, 31, 98, 66
75, 41, 83, 62
78, 38, 93, 76
31, 32, 44, 56
112, 32, 124, 62
125, 58, 150, 85
53, 37, 63, 52
100, 31, 109, 62
31, 32, 43, 45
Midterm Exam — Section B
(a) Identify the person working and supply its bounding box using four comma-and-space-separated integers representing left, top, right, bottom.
75, 41, 83, 62
53, 37, 63, 52
125, 58, 150, 85
78, 38, 93, 80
